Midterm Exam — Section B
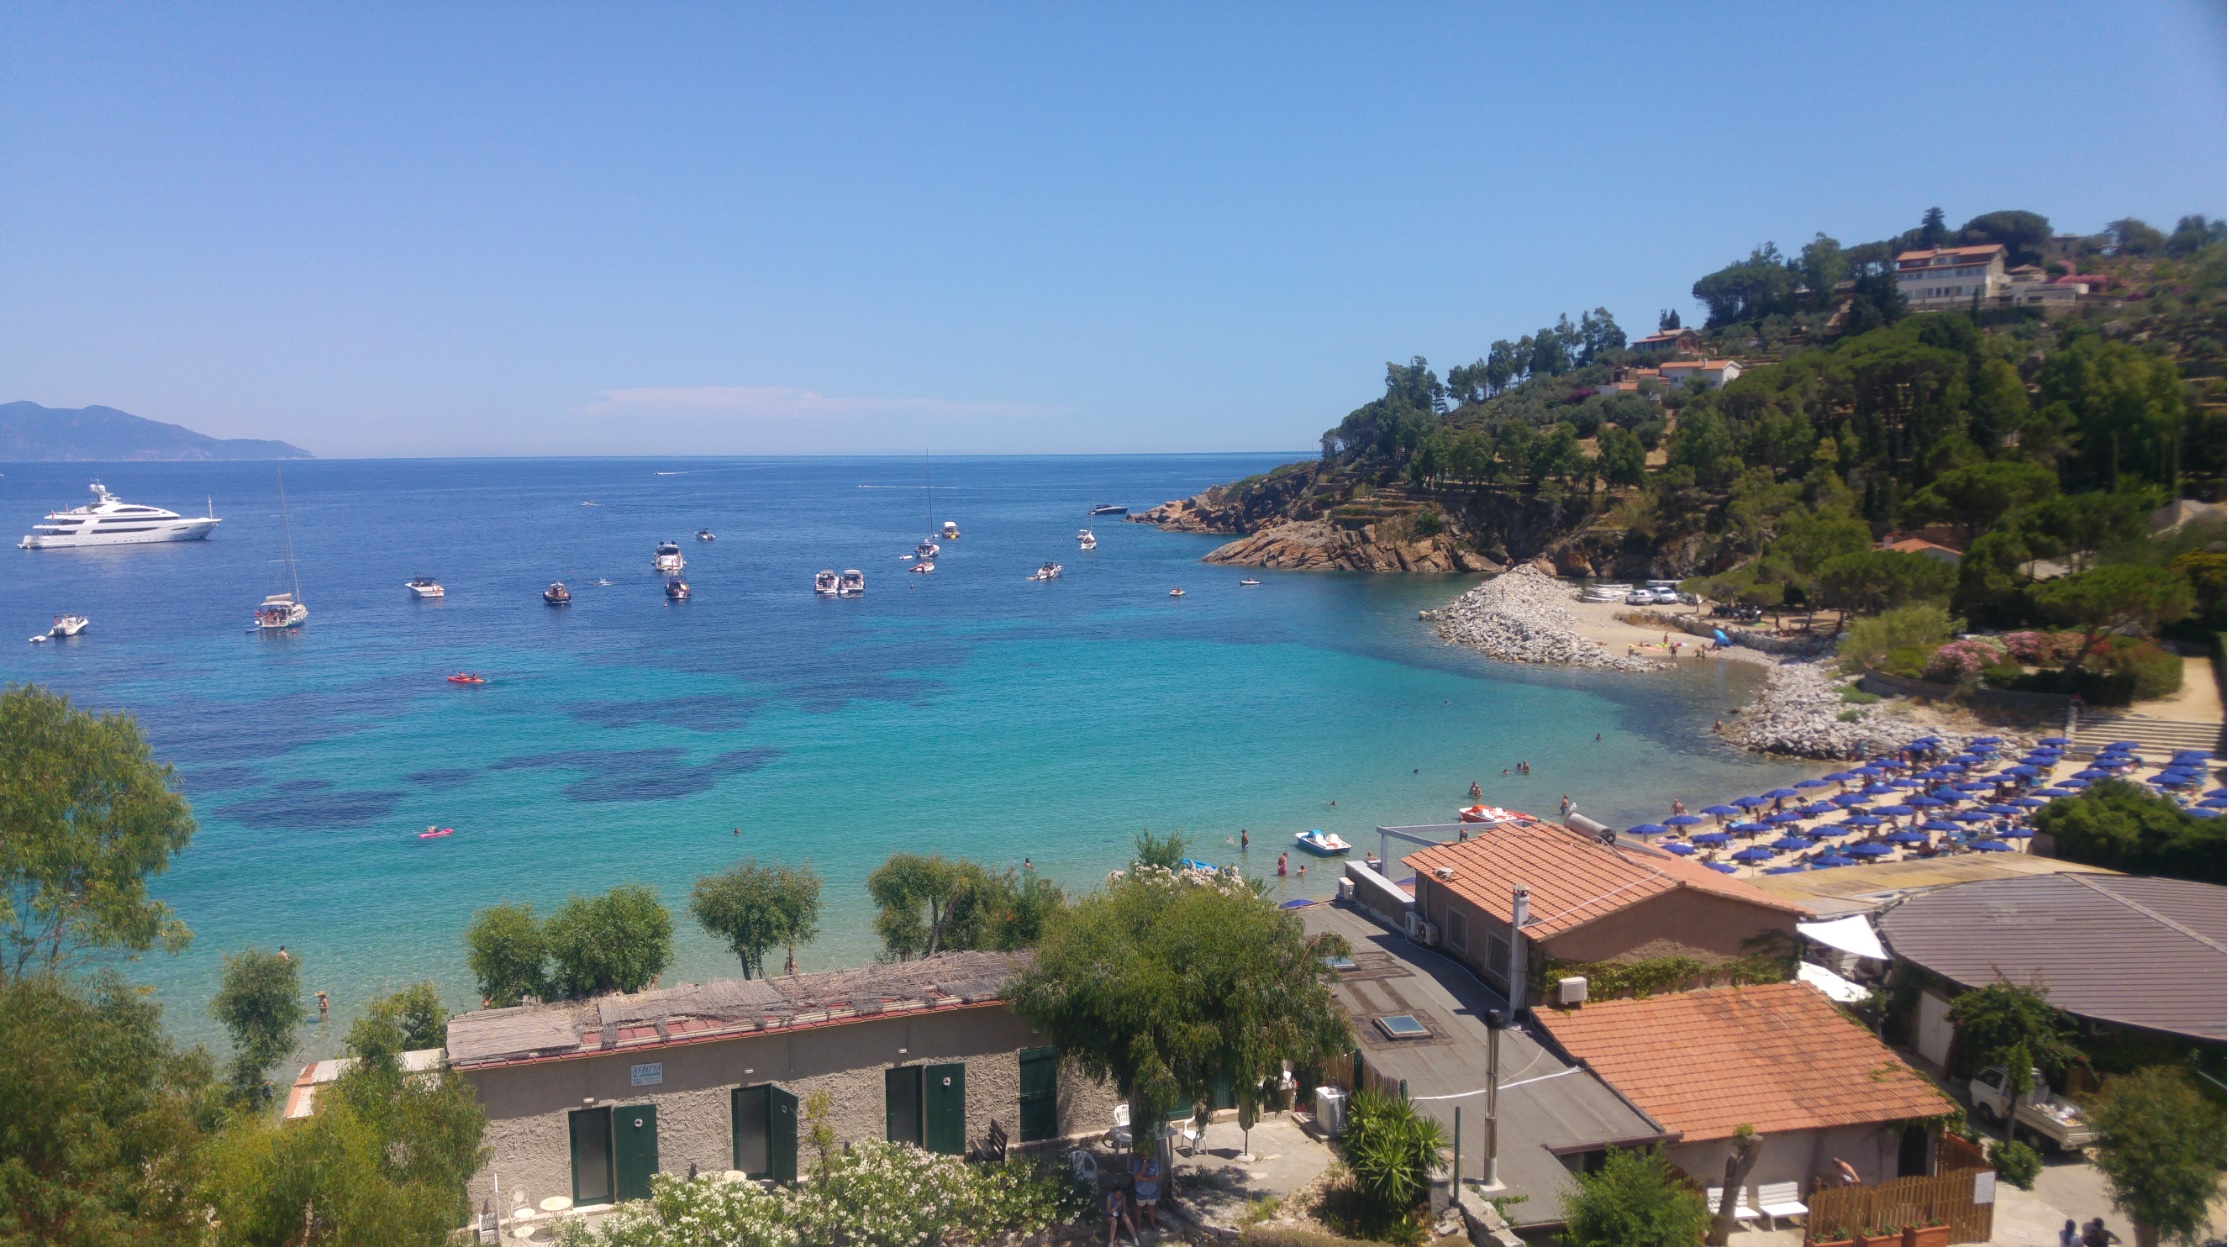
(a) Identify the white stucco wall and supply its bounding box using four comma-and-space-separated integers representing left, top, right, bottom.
1668, 1122, 1909, 1197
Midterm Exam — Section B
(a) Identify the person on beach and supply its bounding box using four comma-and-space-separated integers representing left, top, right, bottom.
1296, 862, 1306, 880
1276, 852, 1288, 877
316, 991, 329, 1021
1129, 1151, 1163, 1233
1712, 718, 1724, 733
1468, 782, 1482, 800
1671, 798, 1686, 815
277, 945, 289, 961
1559, 794, 1572, 817
1103, 1184, 1136, 1247
1240, 828, 1249, 850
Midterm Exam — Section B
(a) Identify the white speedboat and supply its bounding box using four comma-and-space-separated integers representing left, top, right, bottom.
1078, 528, 1097, 551
814, 569, 840, 595
1027, 562, 1062, 581
544, 581, 571, 605
48, 614, 88, 638
697, 529, 716, 541
1239, 577, 1261, 586
654, 542, 685, 573
838, 569, 865, 596
406, 576, 444, 599
665, 577, 691, 600
910, 559, 935, 574
1295, 829, 1350, 856
914, 540, 941, 561
942, 521, 960, 541
19, 482, 222, 548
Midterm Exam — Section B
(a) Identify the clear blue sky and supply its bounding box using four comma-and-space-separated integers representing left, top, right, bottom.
3, 3, 2222, 458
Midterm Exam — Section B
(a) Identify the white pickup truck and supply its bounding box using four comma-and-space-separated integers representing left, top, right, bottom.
1967, 1065, 2097, 1152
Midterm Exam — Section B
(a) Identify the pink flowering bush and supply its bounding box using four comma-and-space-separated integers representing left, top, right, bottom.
1924, 637, 2009, 685
2002, 631, 2083, 664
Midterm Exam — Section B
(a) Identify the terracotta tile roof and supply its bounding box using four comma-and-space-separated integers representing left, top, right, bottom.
1894, 244, 2007, 265
1403, 822, 1804, 939
1657, 359, 1737, 372
1534, 982, 1953, 1141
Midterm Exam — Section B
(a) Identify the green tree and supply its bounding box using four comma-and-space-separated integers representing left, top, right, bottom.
1836, 603, 1960, 669
2164, 214, 2225, 258
866, 853, 979, 959
2088, 1066, 2227, 1247
211, 948, 305, 1105
0, 972, 219, 1247
2030, 564, 2195, 656
1692, 243, 1798, 325
2106, 217, 2167, 257
1596, 424, 1648, 487
463, 901, 548, 1007
953, 867, 1065, 951
2036, 337, 2190, 491
1132, 829, 1189, 871
1007, 868, 1350, 1130
544, 884, 672, 998
0, 684, 197, 980
1916, 206, 1948, 249
1813, 550, 1957, 617
1904, 460, 2059, 544
1798, 233, 1848, 298
1559, 1145, 1712, 1247
347, 983, 450, 1062
1957, 210, 2051, 265
1341, 1089, 1447, 1224
2032, 780, 2225, 882
206, 1015, 488, 1247
689, 860, 823, 978
1946, 980, 2081, 1084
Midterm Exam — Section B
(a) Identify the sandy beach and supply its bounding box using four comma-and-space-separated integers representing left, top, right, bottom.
1560, 596, 1778, 668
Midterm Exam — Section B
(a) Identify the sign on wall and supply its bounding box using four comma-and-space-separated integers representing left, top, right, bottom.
630, 1062, 664, 1087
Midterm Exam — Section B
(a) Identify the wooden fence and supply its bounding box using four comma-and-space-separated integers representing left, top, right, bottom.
1805, 1168, 1995, 1245
1936, 1132, 1988, 1173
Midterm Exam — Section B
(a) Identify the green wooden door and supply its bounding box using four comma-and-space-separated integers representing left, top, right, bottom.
885, 1066, 922, 1146
769, 1086, 799, 1184
924, 1062, 966, 1156
568, 1108, 614, 1206
1017, 1047, 1058, 1143
732, 1086, 770, 1178
613, 1104, 659, 1202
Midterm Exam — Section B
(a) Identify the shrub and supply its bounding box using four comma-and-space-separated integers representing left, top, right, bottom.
1559, 1145, 1711, 1247
2100, 637, 2184, 701
1836, 604, 1961, 670
2002, 629, 2083, 664
1341, 1090, 1446, 1218
1838, 686, 1881, 705
1880, 645, 1935, 679
1923, 637, 2008, 684
1988, 1138, 2042, 1190
2033, 779, 2225, 882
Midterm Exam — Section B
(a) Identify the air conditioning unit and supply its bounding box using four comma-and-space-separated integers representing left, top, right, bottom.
1558, 976, 1589, 1006
1419, 921, 1440, 948
1313, 1085, 1348, 1138
1403, 911, 1425, 940
1336, 878, 1355, 902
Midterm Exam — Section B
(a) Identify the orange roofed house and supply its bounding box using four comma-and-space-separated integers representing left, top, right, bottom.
1534, 982, 1955, 1189
1404, 822, 1805, 1005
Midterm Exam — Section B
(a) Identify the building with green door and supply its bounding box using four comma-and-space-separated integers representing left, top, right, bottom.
445, 951, 1119, 1215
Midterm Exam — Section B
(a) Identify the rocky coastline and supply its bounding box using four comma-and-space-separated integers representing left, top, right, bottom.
1724, 661, 1881, 759
1424, 565, 1665, 672
1203, 520, 1501, 573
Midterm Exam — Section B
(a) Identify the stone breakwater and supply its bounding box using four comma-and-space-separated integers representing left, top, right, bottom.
1426, 565, 1665, 672
1728, 661, 1878, 759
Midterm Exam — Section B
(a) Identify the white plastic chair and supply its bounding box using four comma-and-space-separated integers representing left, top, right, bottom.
1109, 1103, 1132, 1150
1755, 1181, 1808, 1229
1706, 1185, 1759, 1227
1172, 1115, 1200, 1156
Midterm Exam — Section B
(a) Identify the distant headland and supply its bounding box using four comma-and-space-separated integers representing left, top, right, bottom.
0, 401, 313, 461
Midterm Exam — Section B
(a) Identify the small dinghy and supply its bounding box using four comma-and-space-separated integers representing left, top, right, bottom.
418, 826, 454, 840
1239, 578, 1261, 586
665, 577, 691, 600
544, 582, 571, 605
446, 673, 486, 685
1027, 562, 1063, 581
1168, 587, 1185, 597
1295, 829, 1351, 855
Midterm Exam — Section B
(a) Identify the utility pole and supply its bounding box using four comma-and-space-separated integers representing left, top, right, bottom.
1483, 1007, 1503, 1188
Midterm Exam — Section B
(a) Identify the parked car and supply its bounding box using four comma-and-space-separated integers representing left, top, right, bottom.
1968, 1066, 2096, 1152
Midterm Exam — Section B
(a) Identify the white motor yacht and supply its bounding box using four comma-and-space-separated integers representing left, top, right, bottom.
19, 482, 222, 548
406, 576, 445, 599
838, 569, 865, 596
1077, 528, 1097, 551
1028, 562, 1063, 581
48, 614, 89, 638
814, 569, 840, 596
654, 541, 685, 573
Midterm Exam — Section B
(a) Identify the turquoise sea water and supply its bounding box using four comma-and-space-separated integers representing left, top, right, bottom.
0, 456, 1813, 1049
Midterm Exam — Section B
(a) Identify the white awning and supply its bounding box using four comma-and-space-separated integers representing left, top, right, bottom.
1798, 961, 1872, 1004
1797, 914, 1887, 961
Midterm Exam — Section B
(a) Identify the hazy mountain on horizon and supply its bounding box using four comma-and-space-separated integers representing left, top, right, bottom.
0, 401, 313, 461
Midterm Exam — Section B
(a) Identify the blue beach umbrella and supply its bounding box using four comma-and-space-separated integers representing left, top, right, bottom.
1969, 839, 2013, 853
1995, 826, 2035, 838
1705, 862, 1739, 874
1794, 778, 1832, 789
1799, 801, 1838, 816
2195, 797, 2225, 810
1950, 810, 1993, 823
1765, 810, 1805, 824
1918, 820, 1959, 833
1763, 865, 1808, 875
1664, 813, 1704, 826
1702, 804, 1741, 817
2007, 797, 2045, 808
2073, 769, 2113, 780
1770, 835, 1812, 852
1690, 831, 1733, 846
1731, 847, 1774, 863
1661, 841, 1696, 855
1733, 794, 1773, 809
1832, 793, 1872, 807
1812, 853, 1857, 868
2059, 778, 2091, 790
2035, 787, 2077, 798
1853, 766, 1885, 777
1763, 788, 1800, 800
1877, 804, 1916, 817
2038, 736, 2069, 746
1727, 821, 1769, 834
1847, 841, 1895, 858
1626, 823, 1670, 837
2106, 740, 2141, 750
2208, 788, 2226, 798
2002, 764, 2039, 777
1889, 829, 1932, 844
1907, 795, 1947, 808
1823, 770, 1858, 782
1862, 783, 1897, 795
1841, 814, 1885, 827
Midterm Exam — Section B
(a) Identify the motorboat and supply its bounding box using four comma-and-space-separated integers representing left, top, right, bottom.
26, 635, 45, 644
814, 569, 840, 595
18, 481, 222, 549
1239, 578, 1261, 587
942, 521, 960, 540
445, 673, 486, 685
1027, 562, 1063, 581
1078, 528, 1097, 551
406, 576, 445, 599
1090, 504, 1129, 516
254, 593, 308, 631
696, 529, 716, 541
1168, 587, 1185, 597
838, 569, 865, 596
593, 578, 612, 587
544, 581, 571, 605
665, 577, 691, 600
914, 540, 941, 561
417, 826, 454, 840
253, 469, 308, 632
910, 559, 935, 574
48, 614, 89, 638
654, 542, 685, 573
1456, 804, 1519, 825
1295, 829, 1351, 855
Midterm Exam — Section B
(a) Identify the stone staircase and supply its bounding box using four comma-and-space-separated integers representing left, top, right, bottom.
2067, 712, 2226, 760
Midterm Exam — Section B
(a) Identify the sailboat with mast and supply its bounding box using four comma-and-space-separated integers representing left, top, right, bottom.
253, 469, 309, 631
910, 453, 939, 573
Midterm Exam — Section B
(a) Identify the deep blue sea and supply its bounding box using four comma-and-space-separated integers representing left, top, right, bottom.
0, 456, 1813, 1050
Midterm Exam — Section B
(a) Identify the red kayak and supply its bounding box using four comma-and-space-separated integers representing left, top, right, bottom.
446, 673, 486, 685
418, 827, 454, 840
